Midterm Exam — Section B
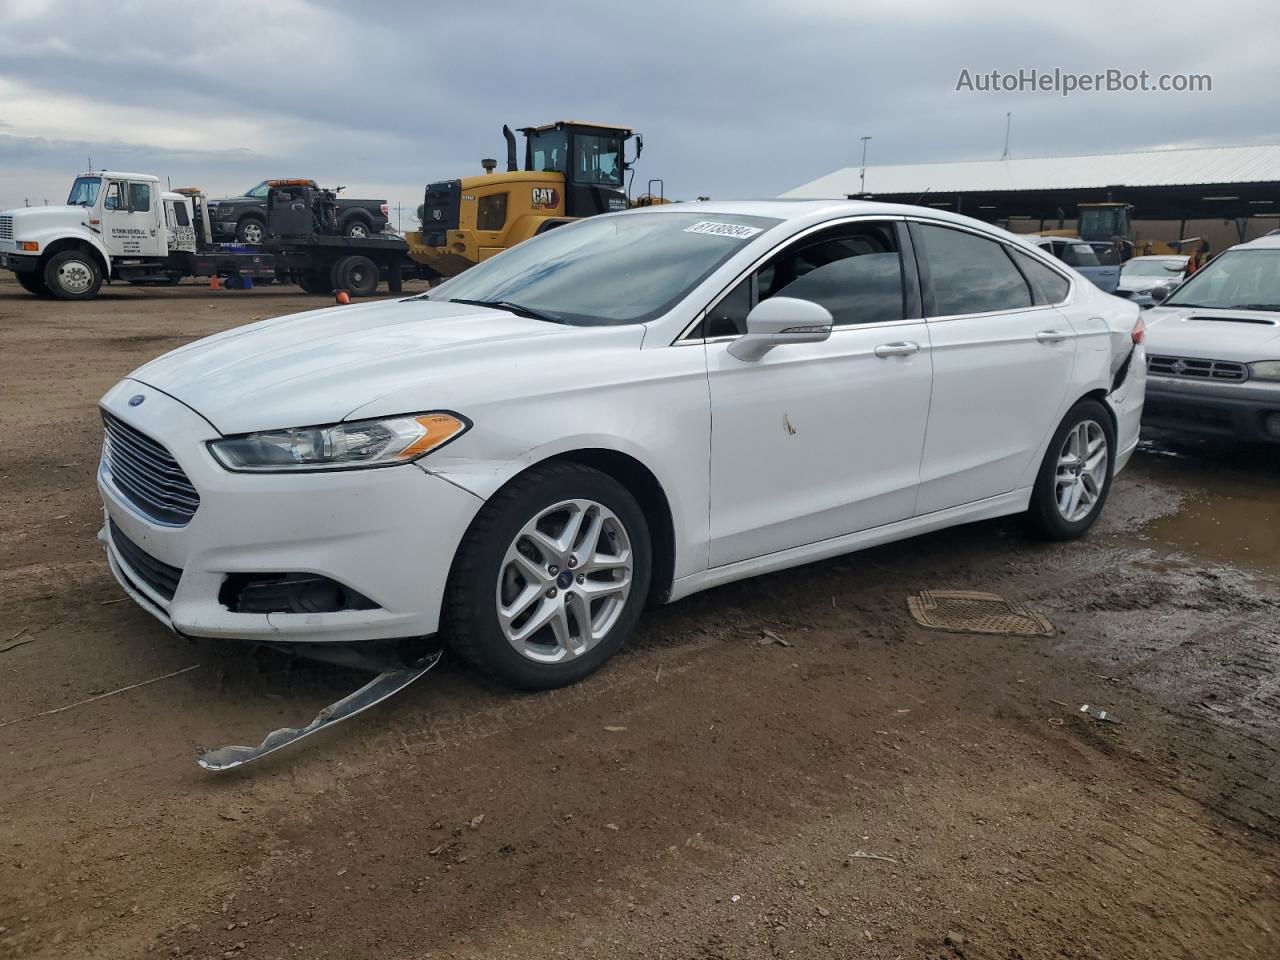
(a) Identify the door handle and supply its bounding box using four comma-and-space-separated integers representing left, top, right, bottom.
1036, 330, 1073, 344
873, 341, 920, 358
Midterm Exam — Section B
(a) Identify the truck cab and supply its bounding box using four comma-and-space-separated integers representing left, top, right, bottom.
0, 171, 199, 298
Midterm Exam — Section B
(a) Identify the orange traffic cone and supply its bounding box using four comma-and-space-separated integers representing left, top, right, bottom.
335, 290, 351, 305
209, 275, 221, 290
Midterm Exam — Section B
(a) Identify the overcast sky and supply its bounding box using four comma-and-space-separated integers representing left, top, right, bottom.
1, 0, 1276, 223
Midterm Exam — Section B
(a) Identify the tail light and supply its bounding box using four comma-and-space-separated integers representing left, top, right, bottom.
1131, 315, 1145, 345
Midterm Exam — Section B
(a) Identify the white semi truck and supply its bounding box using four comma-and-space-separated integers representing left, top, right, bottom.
0, 171, 419, 300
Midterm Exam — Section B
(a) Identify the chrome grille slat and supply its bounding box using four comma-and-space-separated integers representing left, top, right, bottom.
0, 215, 12, 241
101, 411, 200, 525
1146, 355, 1248, 382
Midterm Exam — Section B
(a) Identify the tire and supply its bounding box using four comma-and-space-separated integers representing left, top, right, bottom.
236, 217, 266, 244
444, 462, 652, 690
332, 255, 379, 297
297, 269, 332, 294
16, 271, 51, 296
343, 218, 372, 239
43, 249, 103, 300
1026, 398, 1116, 540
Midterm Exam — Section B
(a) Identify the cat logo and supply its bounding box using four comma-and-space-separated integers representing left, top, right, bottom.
531, 187, 560, 209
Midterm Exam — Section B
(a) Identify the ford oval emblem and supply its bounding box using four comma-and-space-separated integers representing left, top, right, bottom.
128, 394, 145, 407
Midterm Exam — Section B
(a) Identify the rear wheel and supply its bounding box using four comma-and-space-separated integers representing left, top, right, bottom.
332, 255, 379, 297
1026, 398, 1115, 540
16, 271, 52, 296
444, 462, 652, 690
344, 218, 372, 239
43, 250, 102, 300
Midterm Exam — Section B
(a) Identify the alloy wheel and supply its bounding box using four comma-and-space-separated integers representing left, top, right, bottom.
495, 499, 633, 664
1055, 419, 1108, 523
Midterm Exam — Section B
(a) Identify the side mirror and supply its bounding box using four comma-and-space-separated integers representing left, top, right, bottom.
727, 296, 833, 362
1148, 282, 1173, 304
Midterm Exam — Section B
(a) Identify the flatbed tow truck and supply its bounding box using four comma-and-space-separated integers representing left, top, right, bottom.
0, 172, 424, 300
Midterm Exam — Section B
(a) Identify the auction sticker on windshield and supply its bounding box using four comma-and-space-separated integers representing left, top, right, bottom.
684, 221, 764, 240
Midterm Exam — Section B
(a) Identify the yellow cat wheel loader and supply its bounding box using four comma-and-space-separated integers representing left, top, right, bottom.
407, 121, 645, 279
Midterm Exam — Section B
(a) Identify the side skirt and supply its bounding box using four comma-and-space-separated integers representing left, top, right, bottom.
668, 488, 1032, 603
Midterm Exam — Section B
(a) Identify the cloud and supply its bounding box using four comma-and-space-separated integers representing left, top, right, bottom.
1, 0, 1277, 218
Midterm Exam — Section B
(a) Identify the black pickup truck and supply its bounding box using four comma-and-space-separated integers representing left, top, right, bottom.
207, 181, 391, 243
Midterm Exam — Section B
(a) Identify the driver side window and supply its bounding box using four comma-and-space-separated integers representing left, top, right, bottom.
699, 221, 907, 338
103, 181, 124, 211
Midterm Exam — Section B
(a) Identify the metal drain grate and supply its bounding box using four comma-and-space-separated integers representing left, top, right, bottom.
906, 590, 1053, 637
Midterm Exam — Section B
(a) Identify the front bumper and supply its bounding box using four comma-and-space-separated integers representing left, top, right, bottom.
0, 251, 39, 273
1143, 377, 1280, 443
98, 380, 485, 644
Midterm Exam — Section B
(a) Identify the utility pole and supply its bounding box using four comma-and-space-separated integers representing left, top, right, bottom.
1001, 112, 1012, 160
859, 136, 872, 196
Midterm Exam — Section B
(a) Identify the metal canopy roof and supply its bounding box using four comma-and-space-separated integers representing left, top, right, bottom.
783, 144, 1280, 198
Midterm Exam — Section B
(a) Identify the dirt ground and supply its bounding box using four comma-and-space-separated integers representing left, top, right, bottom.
1, 276, 1277, 960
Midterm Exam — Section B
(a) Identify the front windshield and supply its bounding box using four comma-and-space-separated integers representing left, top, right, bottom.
428, 212, 781, 326
1122, 259, 1185, 278
1165, 250, 1280, 309
66, 176, 101, 207
245, 182, 270, 198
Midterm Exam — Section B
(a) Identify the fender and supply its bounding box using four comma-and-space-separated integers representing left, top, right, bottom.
31, 225, 112, 275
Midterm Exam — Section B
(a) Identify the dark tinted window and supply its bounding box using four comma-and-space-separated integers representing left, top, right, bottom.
917, 224, 1032, 315
704, 276, 752, 338
761, 222, 904, 327
476, 193, 508, 231
172, 202, 190, 227
129, 182, 151, 213
1011, 249, 1069, 304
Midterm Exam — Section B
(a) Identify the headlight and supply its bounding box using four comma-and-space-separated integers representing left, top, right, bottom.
1250, 361, 1280, 381
209, 412, 468, 472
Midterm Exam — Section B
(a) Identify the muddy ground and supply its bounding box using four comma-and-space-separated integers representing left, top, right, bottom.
0, 276, 1277, 960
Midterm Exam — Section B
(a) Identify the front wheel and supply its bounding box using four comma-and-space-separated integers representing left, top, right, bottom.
444, 462, 652, 690
1026, 399, 1116, 540
43, 250, 102, 300
236, 218, 265, 244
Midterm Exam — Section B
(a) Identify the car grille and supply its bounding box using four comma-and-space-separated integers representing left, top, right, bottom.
1146, 355, 1248, 382
108, 519, 182, 601
0, 215, 12, 241
101, 411, 201, 525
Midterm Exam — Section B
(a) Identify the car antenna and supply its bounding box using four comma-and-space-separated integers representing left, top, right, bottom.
914, 187, 931, 205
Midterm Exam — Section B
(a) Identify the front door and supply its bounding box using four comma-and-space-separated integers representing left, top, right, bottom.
702, 219, 934, 567
101, 179, 160, 258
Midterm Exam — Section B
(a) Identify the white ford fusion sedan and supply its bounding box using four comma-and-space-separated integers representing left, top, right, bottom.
98, 201, 1146, 689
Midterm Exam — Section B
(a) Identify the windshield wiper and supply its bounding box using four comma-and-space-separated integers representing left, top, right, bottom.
448, 298, 564, 324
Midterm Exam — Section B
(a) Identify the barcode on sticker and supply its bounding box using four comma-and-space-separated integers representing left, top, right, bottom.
684, 221, 763, 240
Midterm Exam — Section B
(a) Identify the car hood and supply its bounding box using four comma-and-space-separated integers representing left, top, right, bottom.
128, 298, 644, 434
1144, 306, 1280, 362
2, 204, 90, 225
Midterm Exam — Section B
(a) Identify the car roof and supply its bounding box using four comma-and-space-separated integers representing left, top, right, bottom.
627, 198, 1028, 235
1230, 234, 1280, 251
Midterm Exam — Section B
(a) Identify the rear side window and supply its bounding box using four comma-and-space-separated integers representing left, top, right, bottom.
173, 203, 191, 227
915, 223, 1032, 316
1011, 249, 1070, 304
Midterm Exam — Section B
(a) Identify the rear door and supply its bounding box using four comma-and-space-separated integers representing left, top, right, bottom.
911, 221, 1078, 515
700, 219, 934, 566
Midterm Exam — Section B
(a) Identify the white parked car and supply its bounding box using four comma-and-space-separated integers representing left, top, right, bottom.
1144, 235, 1280, 443
98, 201, 1146, 689
1115, 255, 1188, 308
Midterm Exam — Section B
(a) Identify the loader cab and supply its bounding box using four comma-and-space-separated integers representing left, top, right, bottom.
519, 121, 634, 217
